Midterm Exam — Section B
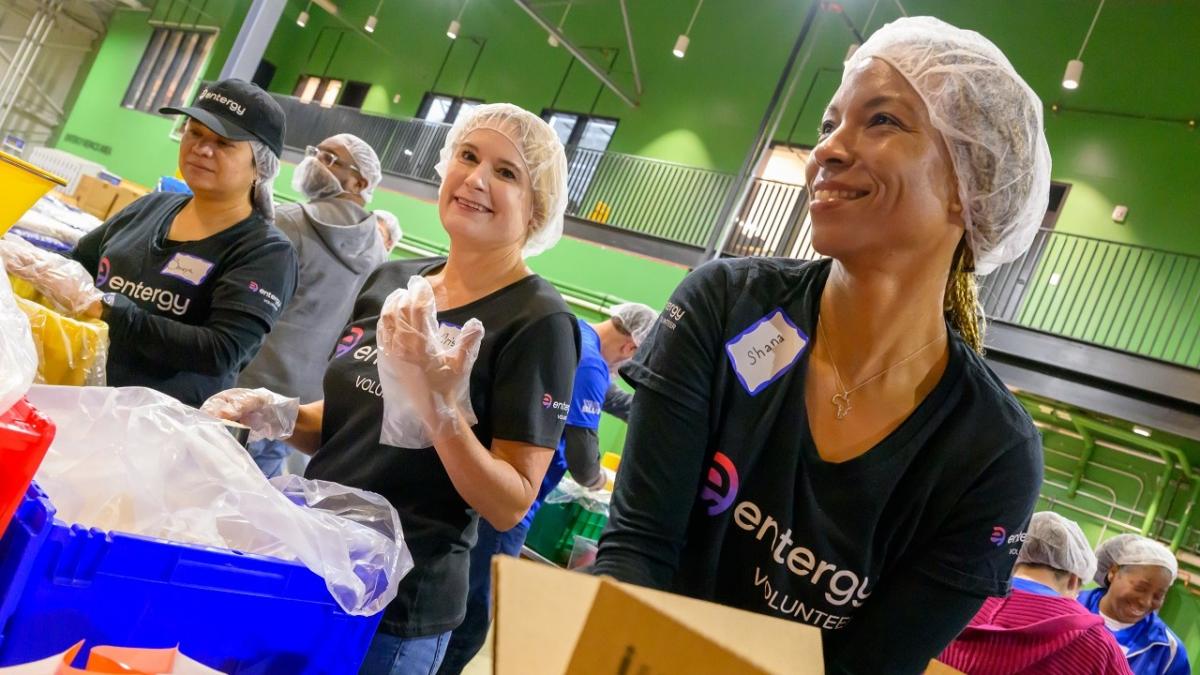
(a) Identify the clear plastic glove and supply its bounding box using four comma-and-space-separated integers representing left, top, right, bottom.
201, 387, 300, 443
376, 275, 484, 448
0, 234, 103, 316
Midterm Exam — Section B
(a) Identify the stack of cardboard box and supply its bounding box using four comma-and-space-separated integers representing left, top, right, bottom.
72, 174, 149, 221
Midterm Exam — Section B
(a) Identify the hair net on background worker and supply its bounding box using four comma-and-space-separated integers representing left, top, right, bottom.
844, 16, 1052, 276
610, 302, 658, 346
328, 133, 383, 202
434, 103, 569, 258
1093, 533, 1179, 587
250, 140, 279, 220
1016, 511, 1097, 583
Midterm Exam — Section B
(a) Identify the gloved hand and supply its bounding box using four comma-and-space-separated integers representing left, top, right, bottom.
0, 234, 103, 316
201, 387, 300, 443
376, 275, 484, 448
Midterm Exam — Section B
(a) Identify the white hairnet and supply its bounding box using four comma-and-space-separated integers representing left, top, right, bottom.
377, 209, 401, 248
846, 16, 1051, 276
435, 103, 568, 258
1016, 511, 1097, 583
328, 133, 383, 203
250, 140, 279, 221
610, 302, 658, 346
1093, 534, 1179, 587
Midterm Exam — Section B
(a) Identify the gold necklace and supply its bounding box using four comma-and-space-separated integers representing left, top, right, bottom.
816, 317, 946, 421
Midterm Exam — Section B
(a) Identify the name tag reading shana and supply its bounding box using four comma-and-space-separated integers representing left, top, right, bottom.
725, 309, 808, 396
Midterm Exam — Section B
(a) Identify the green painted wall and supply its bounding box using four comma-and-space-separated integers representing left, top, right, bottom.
1022, 397, 1200, 659
54, 4, 253, 186
47, 2, 1200, 654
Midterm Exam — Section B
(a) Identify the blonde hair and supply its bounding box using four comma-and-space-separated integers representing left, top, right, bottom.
945, 240, 985, 354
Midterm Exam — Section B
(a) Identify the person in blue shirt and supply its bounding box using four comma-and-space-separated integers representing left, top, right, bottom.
436, 302, 657, 675
1079, 534, 1190, 675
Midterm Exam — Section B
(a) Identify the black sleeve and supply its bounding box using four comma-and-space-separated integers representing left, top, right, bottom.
491, 312, 581, 449
601, 382, 633, 422
105, 296, 271, 376
563, 425, 603, 488
917, 432, 1043, 597
822, 570, 985, 674
594, 263, 728, 588
592, 385, 711, 588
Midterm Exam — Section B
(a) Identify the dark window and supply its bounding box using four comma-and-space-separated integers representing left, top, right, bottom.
339, 81, 372, 109
541, 109, 618, 151
416, 92, 484, 125
122, 27, 217, 114
252, 59, 276, 90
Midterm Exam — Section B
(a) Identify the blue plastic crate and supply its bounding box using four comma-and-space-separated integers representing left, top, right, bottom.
0, 483, 383, 674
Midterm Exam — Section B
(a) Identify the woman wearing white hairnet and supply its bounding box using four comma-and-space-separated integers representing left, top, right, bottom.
1080, 534, 1190, 675
592, 17, 1048, 672
205, 103, 578, 674
0, 79, 297, 407
940, 512, 1130, 674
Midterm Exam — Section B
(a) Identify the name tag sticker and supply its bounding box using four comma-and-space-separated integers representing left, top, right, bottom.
437, 322, 462, 350
161, 253, 215, 286
725, 309, 808, 396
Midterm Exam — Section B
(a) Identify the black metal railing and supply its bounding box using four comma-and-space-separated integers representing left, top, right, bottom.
723, 178, 814, 259
982, 230, 1200, 368
269, 93, 737, 249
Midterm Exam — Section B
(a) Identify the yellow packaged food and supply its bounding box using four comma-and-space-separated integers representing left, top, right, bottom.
8, 275, 107, 386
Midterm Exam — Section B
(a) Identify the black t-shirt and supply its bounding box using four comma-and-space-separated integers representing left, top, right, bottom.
306, 257, 580, 638
72, 193, 298, 406
596, 257, 1042, 630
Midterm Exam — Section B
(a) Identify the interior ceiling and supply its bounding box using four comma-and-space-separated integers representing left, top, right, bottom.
318, 0, 1198, 123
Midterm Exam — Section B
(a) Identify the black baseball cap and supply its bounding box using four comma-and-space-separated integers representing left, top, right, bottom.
161, 79, 286, 157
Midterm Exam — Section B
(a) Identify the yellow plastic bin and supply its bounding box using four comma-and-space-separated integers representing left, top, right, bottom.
0, 151, 67, 237
8, 276, 108, 386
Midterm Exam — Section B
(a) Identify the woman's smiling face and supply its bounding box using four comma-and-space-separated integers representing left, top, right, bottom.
805, 58, 964, 269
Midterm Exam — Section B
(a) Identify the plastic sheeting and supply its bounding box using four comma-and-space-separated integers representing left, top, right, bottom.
0, 261, 36, 414
26, 384, 413, 616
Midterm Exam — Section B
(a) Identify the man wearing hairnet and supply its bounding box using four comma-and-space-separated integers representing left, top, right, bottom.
940, 512, 1131, 673
437, 302, 658, 674
236, 133, 386, 476
1080, 534, 1190, 675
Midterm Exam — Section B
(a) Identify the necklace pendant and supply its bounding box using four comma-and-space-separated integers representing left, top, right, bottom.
832, 392, 852, 420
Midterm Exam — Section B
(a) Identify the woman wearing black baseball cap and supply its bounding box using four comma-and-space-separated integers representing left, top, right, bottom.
3, 79, 299, 407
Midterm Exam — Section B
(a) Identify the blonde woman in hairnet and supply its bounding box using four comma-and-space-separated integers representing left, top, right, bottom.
204, 103, 578, 674
593, 17, 1049, 673
1080, 534, 1190, 675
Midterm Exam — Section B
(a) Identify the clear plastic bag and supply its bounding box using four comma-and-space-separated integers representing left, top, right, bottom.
26, 384, 412, 616
0, 260, 37, 414
10, 274, 107, 386
545, 475, 611, 516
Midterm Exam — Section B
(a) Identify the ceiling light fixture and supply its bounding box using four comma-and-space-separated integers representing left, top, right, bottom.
448, 0, 470, 40
673, 0, 704, 58
297, 0, 312, 27
548, 1, 572, 47
1063, 0, 1106, 89
364, 0, 382, 33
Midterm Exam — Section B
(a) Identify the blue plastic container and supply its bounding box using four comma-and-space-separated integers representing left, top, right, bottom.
0, 483, 383, 674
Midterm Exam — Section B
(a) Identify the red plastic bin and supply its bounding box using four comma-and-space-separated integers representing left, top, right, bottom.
0, 397, 55, 533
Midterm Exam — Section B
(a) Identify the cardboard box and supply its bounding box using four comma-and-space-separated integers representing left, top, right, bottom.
491, 556, 824, 675
73, 175, 149, 220
74, 174, 117, 219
